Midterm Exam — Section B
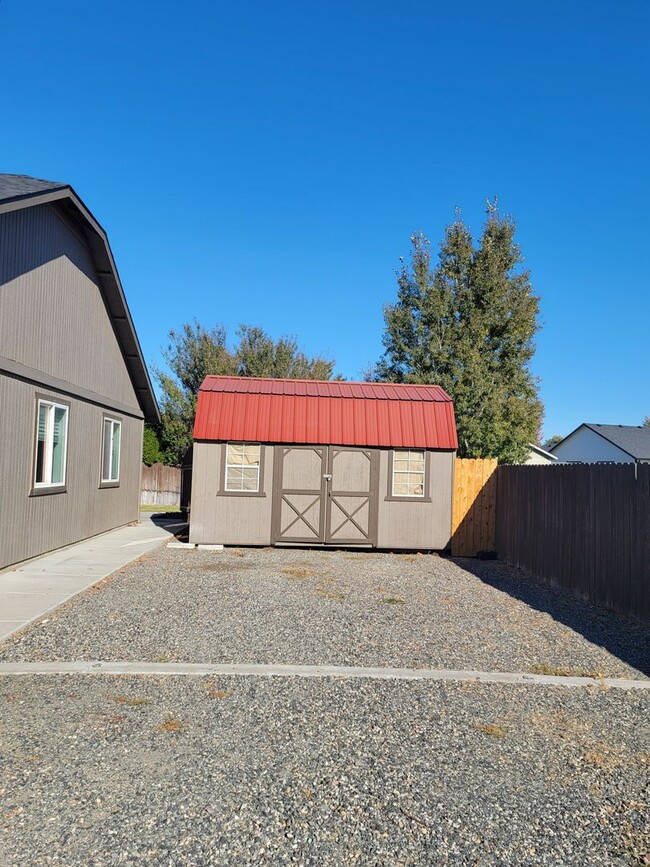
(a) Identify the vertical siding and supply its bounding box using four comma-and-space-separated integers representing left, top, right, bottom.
496, 464, 650, 622
0, 376, 142, 569
189, 443, 455, 550
0, 205, 140, 410
189, 443, 274, 545
377, 450, 454, 549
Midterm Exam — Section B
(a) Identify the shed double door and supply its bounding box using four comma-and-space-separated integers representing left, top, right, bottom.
272, 446, 379, 546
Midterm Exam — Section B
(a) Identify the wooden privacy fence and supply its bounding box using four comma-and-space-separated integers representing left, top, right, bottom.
451, 458, 498, 556
497, 463, 650, 622
141, 463, 181, 507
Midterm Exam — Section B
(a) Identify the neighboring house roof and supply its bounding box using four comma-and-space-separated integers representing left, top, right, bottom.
551, 423, 650, 461
0, 173, 159, 423
194, 376, 458, 449
527, 443, 557, 461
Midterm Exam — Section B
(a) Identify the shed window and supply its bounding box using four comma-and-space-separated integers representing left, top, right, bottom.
101, 418, 122, 483
225, 443, 261, 492
34, 400, 68, 487
392, 449, 425, 497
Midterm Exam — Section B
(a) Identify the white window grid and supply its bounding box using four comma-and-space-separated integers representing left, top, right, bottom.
392, 449, 426, 497
225, 442, 261, 492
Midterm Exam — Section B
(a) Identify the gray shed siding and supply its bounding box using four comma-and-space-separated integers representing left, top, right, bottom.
189, 443, 274, 546
0, 376, 143, 569
189, 442, 455, 550
376, 450, 454, 549
0, 205, 140, 411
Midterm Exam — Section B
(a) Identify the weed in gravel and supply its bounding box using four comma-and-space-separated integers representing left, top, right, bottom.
382, 597, 406, 605
198, 562, 248, 572
473, 723, 508, 738
108, 694, 151, 707
582, 743, 625, 770
618, 821, 650, 865
157, 716, 185, 733
227, 549, 248, 557
281, 568, 317, 579
207, 690, 232, 700
155, 654, 173, 663
315, 587, 346, 600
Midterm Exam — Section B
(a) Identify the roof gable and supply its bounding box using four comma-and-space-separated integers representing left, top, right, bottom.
0, 174, 159, 423
584, 424, 650, 461
194, 376, 458, 449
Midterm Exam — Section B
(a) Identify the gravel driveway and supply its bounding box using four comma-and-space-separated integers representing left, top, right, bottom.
1, 674, 648, 866
1, 546, 647, 679
1, 544, 648, 865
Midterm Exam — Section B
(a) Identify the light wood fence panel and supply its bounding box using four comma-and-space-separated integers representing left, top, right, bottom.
140, 463, 181, 507
451, 458, 498, 556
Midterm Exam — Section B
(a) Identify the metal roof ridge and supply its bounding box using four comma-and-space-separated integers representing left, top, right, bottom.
200, 375, 452, 400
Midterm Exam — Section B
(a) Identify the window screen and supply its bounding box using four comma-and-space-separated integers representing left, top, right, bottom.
225, 443, 261, 492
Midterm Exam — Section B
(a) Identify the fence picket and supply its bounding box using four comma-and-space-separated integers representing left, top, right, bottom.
496, 464, 649, 622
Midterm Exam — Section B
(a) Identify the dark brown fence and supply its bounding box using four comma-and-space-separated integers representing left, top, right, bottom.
497, 463, 650, 622
140, 463, 181, 507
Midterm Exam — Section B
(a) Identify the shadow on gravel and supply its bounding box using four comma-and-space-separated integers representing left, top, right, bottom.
455, 557, 650, 677
146, 513, 188, 536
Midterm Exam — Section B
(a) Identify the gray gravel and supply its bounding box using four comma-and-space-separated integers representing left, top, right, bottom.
1, 674, 648, 866
1, 546, 647, 679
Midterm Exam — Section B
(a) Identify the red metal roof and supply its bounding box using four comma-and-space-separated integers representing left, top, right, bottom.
193, 376, 458, 449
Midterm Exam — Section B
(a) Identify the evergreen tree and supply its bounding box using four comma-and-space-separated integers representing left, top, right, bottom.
142, 423, 165, 465
377, 202, 542, 463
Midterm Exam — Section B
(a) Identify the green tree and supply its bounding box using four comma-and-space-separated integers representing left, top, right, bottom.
643, 416, 650, 427
542, 434, 563, 451
155, 320, 337, 465
236, 325, 335, 380
377, 202, 542, 463
155, 320, 236, 465
142, 423, 164, 465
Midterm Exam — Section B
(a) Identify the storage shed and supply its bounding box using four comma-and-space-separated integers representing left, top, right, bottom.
189, 376, 458, 550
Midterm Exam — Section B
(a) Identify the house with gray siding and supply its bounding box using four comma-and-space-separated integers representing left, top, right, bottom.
0, 174, 159, 569
550, 423, 650, 464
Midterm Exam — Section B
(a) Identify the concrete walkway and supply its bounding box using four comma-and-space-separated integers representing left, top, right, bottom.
0, 659, 648, 689
0, 513, 185, 642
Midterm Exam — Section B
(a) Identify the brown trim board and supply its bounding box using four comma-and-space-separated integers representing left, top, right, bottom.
0, 356, 144, 420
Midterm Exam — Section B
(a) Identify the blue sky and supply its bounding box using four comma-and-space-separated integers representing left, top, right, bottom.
1, 0, 648, 439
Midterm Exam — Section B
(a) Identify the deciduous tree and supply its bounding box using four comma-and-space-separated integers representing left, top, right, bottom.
153, 320, 336, 465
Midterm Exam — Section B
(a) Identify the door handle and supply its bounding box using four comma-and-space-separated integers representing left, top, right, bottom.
323, 474, 332, 481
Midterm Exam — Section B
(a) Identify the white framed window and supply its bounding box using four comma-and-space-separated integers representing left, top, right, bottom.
101, 417, 122, 483
34, 400, 69, 488
225, 442, 261, 492
392, 449, 426, 497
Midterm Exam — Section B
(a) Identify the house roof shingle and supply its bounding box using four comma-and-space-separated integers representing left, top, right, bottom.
0, 174, 69, 202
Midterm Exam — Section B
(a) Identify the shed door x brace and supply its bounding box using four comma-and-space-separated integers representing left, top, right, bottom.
272, 445, 379, 546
